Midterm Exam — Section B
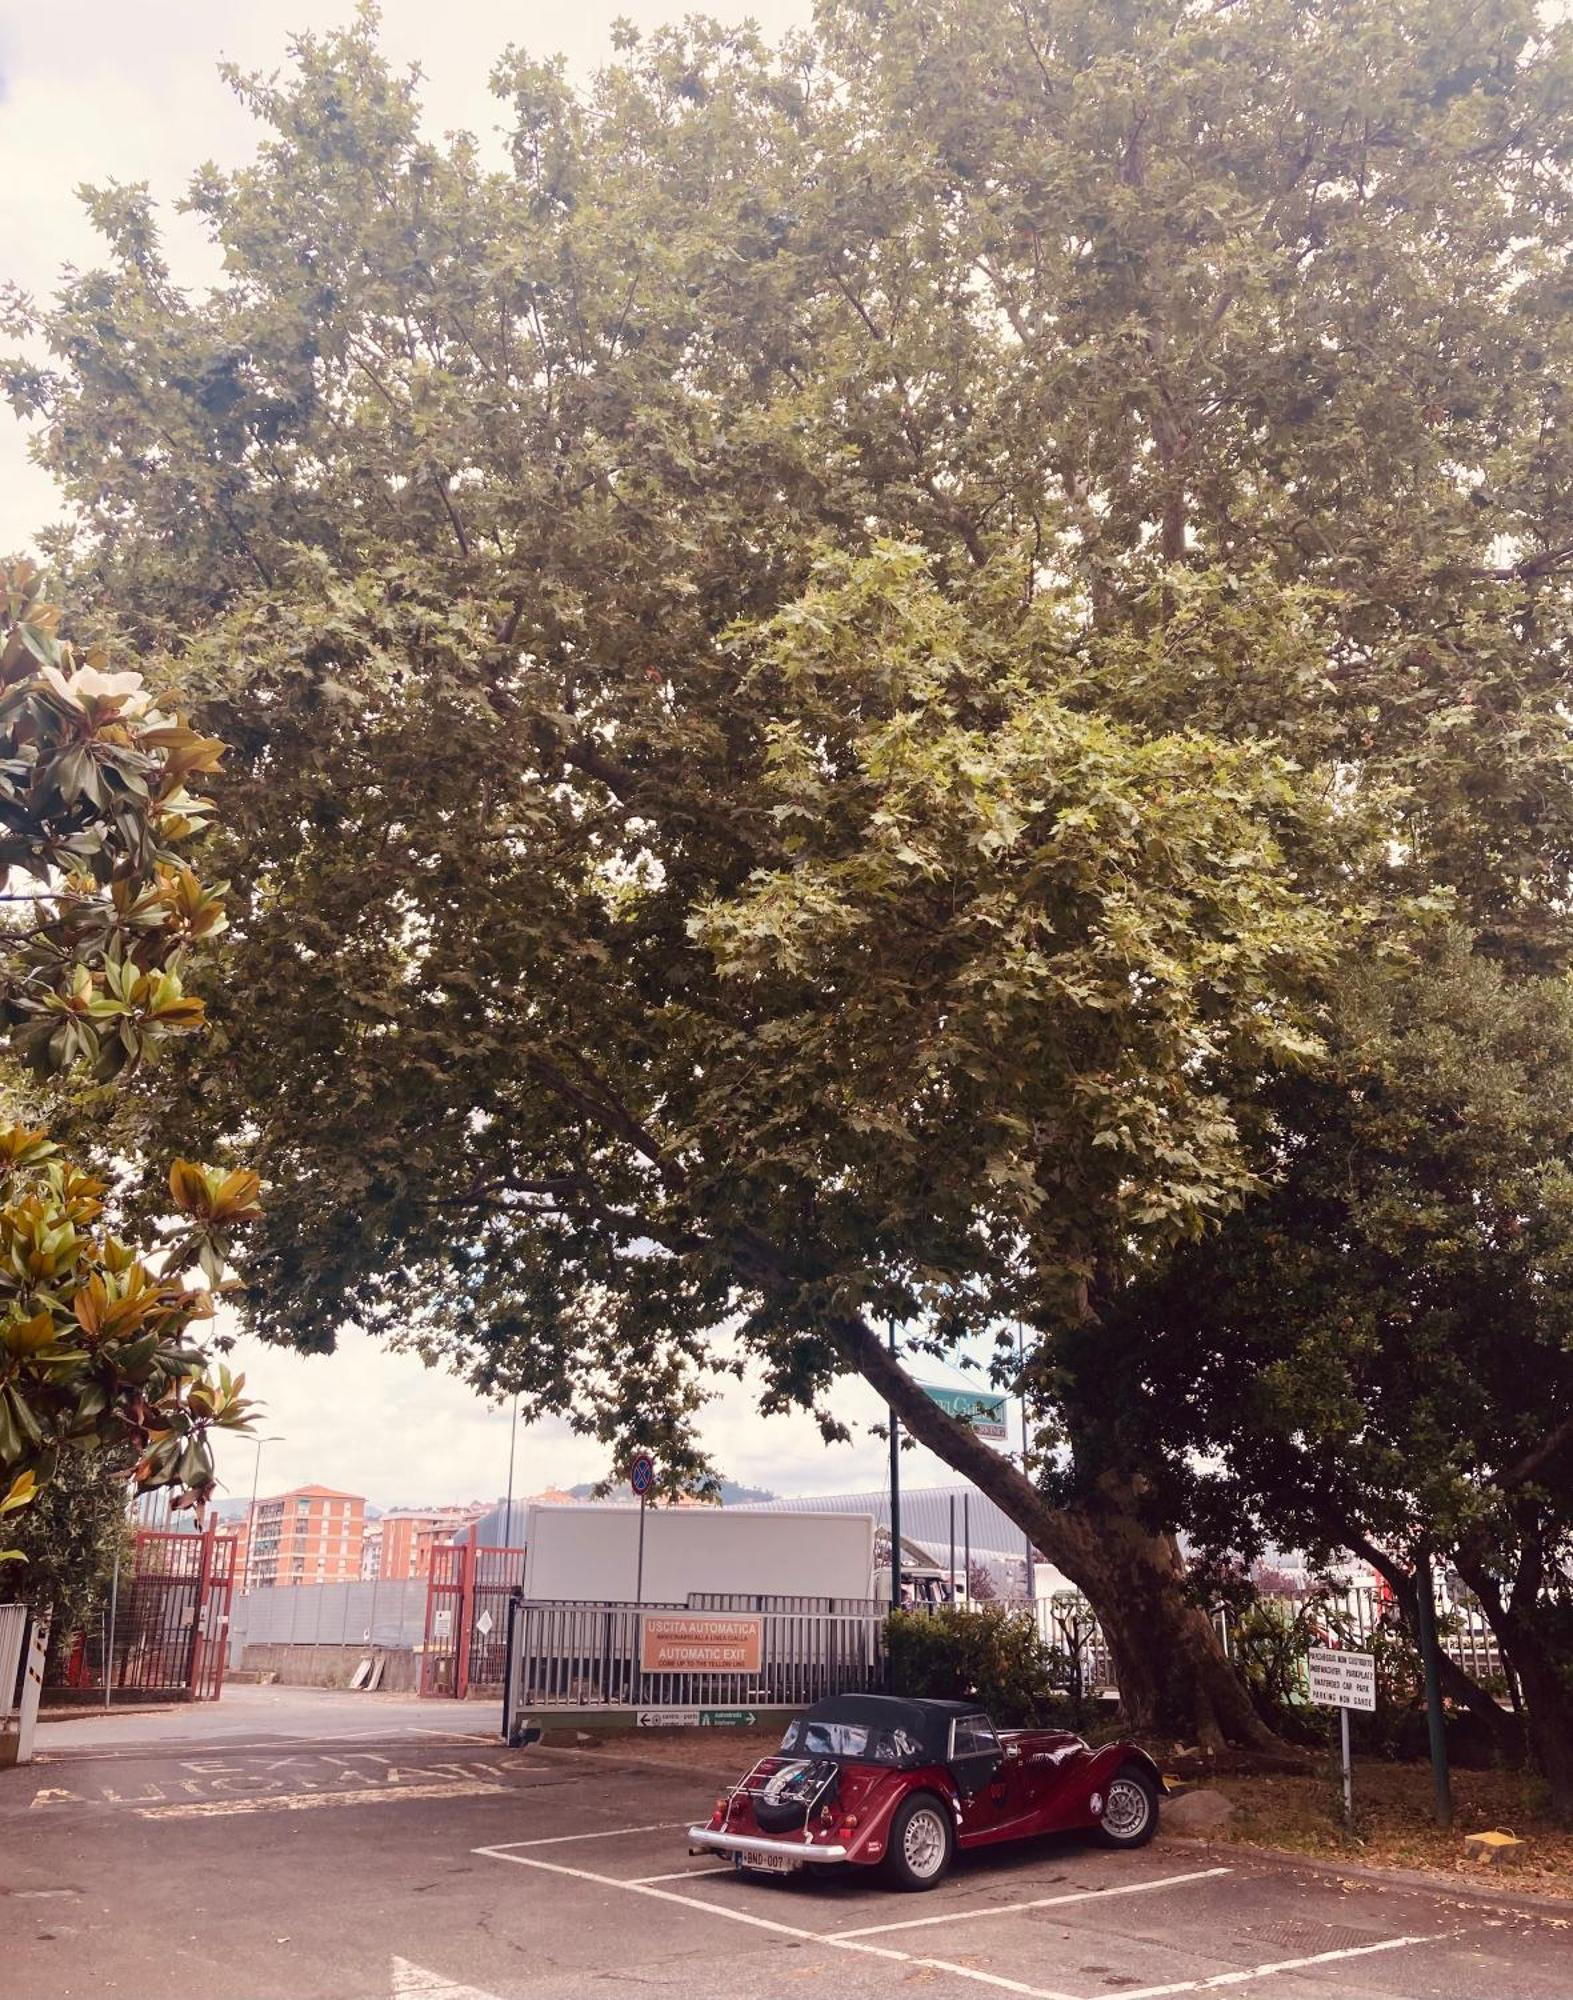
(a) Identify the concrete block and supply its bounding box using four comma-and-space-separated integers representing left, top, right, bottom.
1464, 1829, 1526, 1866
1163, 1786, 1237, 1834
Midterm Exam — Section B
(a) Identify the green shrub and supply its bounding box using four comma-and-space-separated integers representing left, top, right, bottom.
1229, 1588, 1431, 1757
886, 1604, 1068, 1724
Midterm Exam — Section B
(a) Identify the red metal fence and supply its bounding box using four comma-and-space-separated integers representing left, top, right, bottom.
56, 1520, 237, 1701
420, 1543, 526, 1697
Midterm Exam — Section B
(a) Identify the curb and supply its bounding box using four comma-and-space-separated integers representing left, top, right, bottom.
517, 1738, 755, 1786
1164, 1831, 1573, 1921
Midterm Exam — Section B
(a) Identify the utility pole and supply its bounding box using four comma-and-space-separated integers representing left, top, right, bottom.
503, 1394, 520, 1546
888, 1320, 902, 1613
1414, 1539, 1454, 1829
1017, 1323, 1035, 1600
244, 1434, 283, 1593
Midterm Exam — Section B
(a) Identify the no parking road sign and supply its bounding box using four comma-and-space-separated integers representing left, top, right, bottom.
1307, 1645, 1376, 1829
1306, 1646, 1376, 1713
629, 1452, 656, 1496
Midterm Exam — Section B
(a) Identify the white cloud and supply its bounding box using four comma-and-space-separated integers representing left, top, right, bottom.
208, 1323, 975, 1513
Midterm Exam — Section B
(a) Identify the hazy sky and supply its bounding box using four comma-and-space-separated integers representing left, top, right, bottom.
2, 1, 1001, 1514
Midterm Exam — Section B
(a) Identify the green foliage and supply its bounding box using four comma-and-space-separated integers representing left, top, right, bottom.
1227, 1593, 1426, 1758
0, 1449, 132, 1636
0, 575, 258, 1514
1103, 932, 1573, 1792
887, 1604, 1068, 1725
0, 562, 227, 1081
0, 1125, 256, 1504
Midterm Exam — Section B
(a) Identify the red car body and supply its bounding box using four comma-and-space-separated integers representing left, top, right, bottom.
688, 1693, 1164, 1890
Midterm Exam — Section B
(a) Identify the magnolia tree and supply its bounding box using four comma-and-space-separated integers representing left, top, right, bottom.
0, 565, 255, 1537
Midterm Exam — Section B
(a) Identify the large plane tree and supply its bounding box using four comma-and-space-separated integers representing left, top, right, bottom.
11, 0, 1573, 1747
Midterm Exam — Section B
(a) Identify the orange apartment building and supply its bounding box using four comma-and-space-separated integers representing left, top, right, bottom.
238, 1485, 366, 1591
376, 1504, 489, 1581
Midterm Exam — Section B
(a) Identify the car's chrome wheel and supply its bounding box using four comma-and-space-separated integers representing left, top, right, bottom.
902, 1805, 949, 1879
1102, 1778, 1151, 1840
1094, 1766, 1159, 1849
881, 1793, 955, 1891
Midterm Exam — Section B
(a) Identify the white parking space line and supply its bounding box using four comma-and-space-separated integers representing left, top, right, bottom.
485, 1820, 691, 1849
473, 1845, 1083, 2000
1107, 1931, 1450, 1998
628, 1866, 735, 1884
829, 1866, 1233, 1939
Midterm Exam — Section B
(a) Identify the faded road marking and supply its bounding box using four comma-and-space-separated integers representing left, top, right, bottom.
390, 1955, 507, 1998
138, 1780, 506, 1820
486, 1820, 689, 1848
628, 1865, 735, 1884
1107, 1933, 1449, 1998
473, 1844, 1082, 2000
829, 1866, 1233, 1939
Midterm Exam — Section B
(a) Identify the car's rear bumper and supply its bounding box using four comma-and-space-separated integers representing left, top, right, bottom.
686, 1826, 850, 1864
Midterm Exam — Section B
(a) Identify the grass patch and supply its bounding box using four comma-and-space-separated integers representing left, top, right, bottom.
1209, 1760, 1573, 1899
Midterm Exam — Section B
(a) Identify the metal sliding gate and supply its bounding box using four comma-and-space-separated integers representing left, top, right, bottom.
508, 1600, 885, 1715
419, 1543, 527, 1697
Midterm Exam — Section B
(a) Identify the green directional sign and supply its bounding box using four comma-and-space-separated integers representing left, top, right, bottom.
700, 1709, 758, 1727
917, 1381, 1010, 1442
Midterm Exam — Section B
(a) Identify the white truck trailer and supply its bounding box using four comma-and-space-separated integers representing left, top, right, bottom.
521, 1503, 875, 1608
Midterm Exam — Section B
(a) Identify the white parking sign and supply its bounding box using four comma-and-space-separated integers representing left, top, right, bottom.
1306, 1646, 1376, 1712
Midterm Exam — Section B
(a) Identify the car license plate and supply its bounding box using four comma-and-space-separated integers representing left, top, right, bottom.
737, 1849, 798, 1874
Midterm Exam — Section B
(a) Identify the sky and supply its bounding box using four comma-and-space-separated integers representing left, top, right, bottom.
1, 0, 1007, 1515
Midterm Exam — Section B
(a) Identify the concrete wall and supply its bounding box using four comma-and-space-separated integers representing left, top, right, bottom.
237, 1643, 420, 1693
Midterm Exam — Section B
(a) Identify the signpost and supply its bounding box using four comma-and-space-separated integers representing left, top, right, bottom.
1306, 1646, 1376, 1827
636, 1708, 760, 1729
915, 1381, 1010, 1442
639, 1613, 763, 1675
629, 1452, 655, 1608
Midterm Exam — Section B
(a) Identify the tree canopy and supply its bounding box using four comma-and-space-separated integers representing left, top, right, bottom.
10, 0, 1573, 1750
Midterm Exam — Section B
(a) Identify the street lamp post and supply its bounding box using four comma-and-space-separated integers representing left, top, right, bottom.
245, 1435, 285, 1594
1018, 1324, 1035, 1600
888, 1321, 902, 1614
503, 1395, 520, 1547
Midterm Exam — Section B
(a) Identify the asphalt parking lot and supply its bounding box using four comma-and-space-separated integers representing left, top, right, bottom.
3, 1689, 1571, 2000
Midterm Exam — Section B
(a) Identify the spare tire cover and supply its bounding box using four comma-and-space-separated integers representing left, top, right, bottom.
752, 1757, 839, 1834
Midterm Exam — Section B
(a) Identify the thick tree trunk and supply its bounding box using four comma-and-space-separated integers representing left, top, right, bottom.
837, 1312, 1289, 1755
1347, 1536, 1524, 1765
1455, 1552, 1573, 1824
1507, 1639, 1573, 1825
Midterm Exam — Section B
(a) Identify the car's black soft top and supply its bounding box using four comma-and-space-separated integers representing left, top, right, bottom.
794, 1693, 985, 1768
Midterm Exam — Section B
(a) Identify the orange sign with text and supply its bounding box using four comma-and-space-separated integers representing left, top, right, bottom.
640, 1613, 763, 1675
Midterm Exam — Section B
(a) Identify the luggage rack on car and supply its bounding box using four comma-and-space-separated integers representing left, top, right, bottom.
727, 1754, 840, 1823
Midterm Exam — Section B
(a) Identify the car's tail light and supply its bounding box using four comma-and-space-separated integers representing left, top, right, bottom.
836, 1813, 860, 1838
709, 1796, 727, 1829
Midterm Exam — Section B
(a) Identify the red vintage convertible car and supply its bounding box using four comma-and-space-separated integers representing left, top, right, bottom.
688, 1693, 1163, 1891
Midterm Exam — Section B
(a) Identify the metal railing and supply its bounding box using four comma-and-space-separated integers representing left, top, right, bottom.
508, 1580, 1512, 1724
510, 1600, 885, 1713
687, 1592, 882, 1616
1036, 1582, 1506, 1695
0, 1602, 27, 1715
